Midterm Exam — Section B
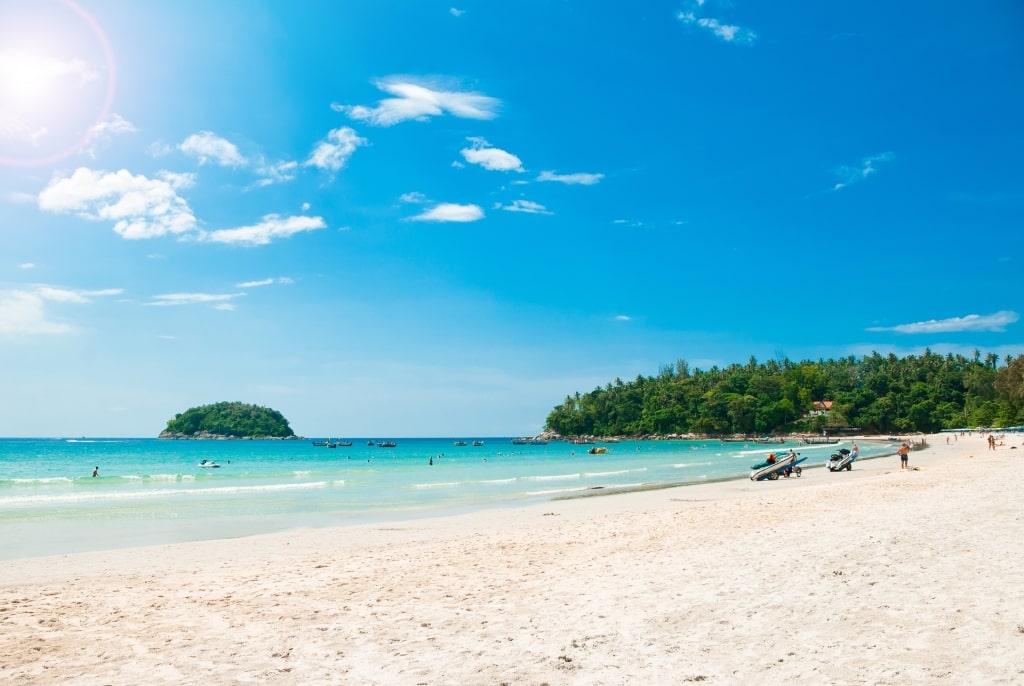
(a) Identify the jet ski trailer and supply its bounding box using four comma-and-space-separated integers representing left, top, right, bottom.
749, 453, 806, 481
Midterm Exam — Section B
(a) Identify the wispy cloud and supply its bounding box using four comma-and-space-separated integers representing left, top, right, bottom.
0, 290, 74, 335
82, 114, 136, 158
0, 285, 121, 335
146, 292, 245, 307
19, 262, 34, 270
333, 78, 500, 126
305, 127, 367, 173
38, 167, 198, 240
537, 170, 604, 185
460, 137, 523, 172
399, 192, 428, 204
203, 215, 327, 246
37, 286, 123, 303
496, 199, 551, 215
236, 277, 294, 288
409, 203, 484, 223
832, 152, 894, 191
450, 8, 464, 17
179, 131, 247, 166
252, 159, 299, 187
677, 4, 757, 44
867, 310, 1019, 334
614, 315, 632, 322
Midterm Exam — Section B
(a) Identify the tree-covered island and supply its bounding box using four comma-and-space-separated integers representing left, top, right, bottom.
159, 401, 298, 440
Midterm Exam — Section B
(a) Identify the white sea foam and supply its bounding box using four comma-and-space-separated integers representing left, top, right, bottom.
0, 481, 331, 506
525, 473, 580, 482
581, 468, 644, 478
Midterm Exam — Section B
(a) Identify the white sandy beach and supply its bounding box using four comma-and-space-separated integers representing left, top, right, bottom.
2, 433, 1022, 685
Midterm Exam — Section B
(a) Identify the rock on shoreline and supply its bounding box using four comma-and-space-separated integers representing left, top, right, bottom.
157, 430, 302, 441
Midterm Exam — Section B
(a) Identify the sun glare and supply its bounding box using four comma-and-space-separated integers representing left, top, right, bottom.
0, 0, 114, 167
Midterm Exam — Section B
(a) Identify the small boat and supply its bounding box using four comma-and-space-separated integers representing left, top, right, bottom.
336, 441, 353, 447
473, 441, 484, 447
511, 438, 530, 445
377, 441, 396, 448
587, 446, 607, 455
454, 440, 468, 446
752, 437, 785, 444
529, 439, 548, 445
198, 459, 220, 468
800, 436, 840, 445
367, 441, 375, 446
311, 440, 330, 447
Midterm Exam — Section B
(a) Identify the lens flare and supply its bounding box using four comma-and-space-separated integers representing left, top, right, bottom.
0, 0, 116, 167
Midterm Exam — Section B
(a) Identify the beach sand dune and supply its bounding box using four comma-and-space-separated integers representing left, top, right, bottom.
2, 434, 1022, 684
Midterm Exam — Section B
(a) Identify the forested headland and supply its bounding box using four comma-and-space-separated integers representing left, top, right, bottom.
544, 350, 1024, 437
160, 401, 296, 439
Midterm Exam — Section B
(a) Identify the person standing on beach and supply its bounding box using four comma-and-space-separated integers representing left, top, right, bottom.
898, 443, 909, 471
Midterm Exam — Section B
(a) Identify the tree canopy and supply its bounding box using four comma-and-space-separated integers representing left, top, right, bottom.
162, 401, 295, 438
544, 350, 1024, 437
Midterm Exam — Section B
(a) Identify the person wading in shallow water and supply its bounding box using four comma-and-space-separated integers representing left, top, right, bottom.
92, 466, 99, 477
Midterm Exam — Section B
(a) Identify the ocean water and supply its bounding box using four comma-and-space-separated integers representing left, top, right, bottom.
0, 436, 893, 560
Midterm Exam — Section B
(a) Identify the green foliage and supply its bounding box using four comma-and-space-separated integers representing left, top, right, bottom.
164, 401, 294, 438
544, 350, 1023, 436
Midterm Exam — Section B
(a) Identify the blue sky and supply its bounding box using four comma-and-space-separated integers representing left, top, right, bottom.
1, 0, 1022, 438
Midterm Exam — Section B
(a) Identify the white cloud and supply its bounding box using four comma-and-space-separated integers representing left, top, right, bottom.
537, 170, 604, 185
236, 277, 292, 288
400, 192, 427, 204
334, 78, 500, 126
37, 286, 123, 303
253, 159, 298, 187
38, 167, 198, 239
0, 290, 74, 335
81, 114, 136, 157
409, 203, 484, 223
203, 214, 327, 246
497, 199, 551, 215
833, 152, 895, 191
677, 10, 757, 44
0, 285, 121, 335
867, 310, 1019, 334
305, 127, 367, 172
147, 292, 244, 307
237, 278, 274, 288
460, 137, 523, 172
615, 315, 632, 321
450, 8, 464, 17
179, 131, 247, 166
19, 262, 34, 269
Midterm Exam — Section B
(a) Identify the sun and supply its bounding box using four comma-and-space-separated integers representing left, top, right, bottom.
0, 0, 115, 167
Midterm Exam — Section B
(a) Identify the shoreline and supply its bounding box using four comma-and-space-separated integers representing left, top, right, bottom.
3, 432, 1021, 684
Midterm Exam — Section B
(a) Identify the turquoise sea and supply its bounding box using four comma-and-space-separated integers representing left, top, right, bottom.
0, 436, 893, 560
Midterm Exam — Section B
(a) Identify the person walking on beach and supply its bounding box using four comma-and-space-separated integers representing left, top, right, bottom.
898, 443, 909, 471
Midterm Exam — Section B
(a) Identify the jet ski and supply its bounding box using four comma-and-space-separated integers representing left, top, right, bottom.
826, 448, 854, 472
750, 452, 805, 481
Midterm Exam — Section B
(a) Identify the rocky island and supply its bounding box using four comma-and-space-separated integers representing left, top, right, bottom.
158, 401, 299, 440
